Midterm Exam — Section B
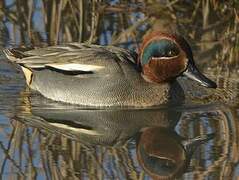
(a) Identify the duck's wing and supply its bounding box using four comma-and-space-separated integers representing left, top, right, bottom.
2, 43, 139, 74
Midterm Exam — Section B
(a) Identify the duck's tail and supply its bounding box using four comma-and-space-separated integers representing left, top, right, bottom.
2, 48, 33, 86
2, 47, 33, 63
2, 49, 19, 62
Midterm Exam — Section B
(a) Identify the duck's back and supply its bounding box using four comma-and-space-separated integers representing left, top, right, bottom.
3, 43, 184, 107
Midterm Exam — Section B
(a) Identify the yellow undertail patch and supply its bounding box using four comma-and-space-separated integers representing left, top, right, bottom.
21, 66, 32, 86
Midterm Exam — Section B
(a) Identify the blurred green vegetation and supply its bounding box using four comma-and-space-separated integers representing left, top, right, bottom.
0, 0, 238, 70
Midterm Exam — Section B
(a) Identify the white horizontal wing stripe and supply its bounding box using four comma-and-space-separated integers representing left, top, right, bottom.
46, 63, 104, 72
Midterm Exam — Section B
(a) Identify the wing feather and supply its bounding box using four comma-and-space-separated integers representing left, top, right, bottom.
2, 43, 138, 73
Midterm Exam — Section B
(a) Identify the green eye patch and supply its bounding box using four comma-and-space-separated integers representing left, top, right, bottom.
141, 39, 180, 65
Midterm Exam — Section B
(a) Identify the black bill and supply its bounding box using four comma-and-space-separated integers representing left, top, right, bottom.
183, 63, 217, 88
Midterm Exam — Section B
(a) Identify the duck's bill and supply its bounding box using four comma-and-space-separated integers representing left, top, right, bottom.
182, 133, 215, 155
183, 64, 217, 88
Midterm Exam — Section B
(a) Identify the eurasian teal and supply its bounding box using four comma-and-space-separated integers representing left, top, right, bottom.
2, 31, 216, 107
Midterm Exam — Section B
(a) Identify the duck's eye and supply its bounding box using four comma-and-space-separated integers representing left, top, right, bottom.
166, 47, 179, 57
159, 40, 180, 57
167, 50, 177, 57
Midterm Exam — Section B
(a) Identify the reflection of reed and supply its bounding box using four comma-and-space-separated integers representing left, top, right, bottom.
0, 117, 144, 179
0, 121, 25, 178
178, 106, 239, 179
1, 105, 239, 179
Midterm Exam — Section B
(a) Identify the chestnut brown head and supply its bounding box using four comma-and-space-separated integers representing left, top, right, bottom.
139, 31, 217, 88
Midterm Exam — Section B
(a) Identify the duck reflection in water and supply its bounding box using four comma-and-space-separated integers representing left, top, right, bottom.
137, 127, 214, 180
16, 93, 214, 180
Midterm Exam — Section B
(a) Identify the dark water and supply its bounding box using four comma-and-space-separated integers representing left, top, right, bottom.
0, 1, 239, 179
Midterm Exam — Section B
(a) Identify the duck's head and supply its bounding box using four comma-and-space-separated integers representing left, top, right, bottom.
138, 31, 217, 88
136, 127, 214, 180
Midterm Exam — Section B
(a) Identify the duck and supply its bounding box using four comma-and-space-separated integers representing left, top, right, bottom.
2, 31, 217, 107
